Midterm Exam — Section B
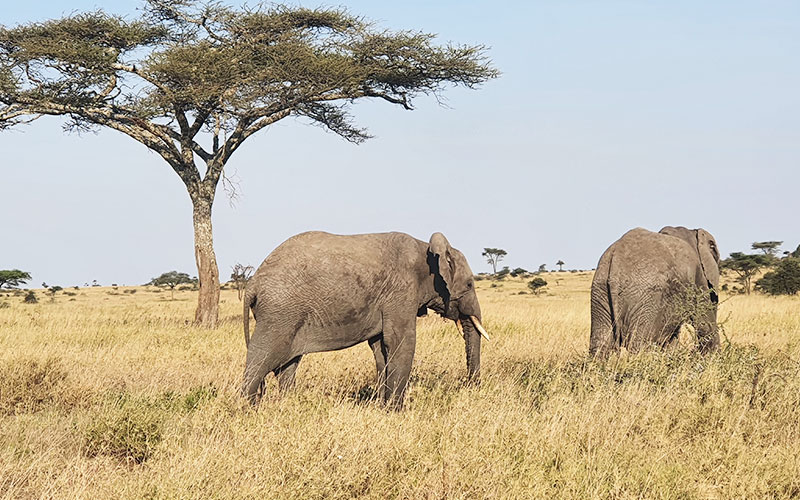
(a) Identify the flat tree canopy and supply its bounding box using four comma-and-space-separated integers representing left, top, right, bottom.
482, 248, 507, 274
149, 270, 194, 299
751, 241, 783, 257
0, 0, 497, 327
0, 269, 32, 289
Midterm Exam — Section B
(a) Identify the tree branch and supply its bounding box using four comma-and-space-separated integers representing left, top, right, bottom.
111, 63, 173, 97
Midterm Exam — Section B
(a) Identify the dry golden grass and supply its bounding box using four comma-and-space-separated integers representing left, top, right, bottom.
1, 274, 799, 499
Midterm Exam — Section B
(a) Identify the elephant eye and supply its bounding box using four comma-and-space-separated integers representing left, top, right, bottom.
467, 282, 473, 289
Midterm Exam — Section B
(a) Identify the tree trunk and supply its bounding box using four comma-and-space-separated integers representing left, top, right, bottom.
191, 197, 220, 327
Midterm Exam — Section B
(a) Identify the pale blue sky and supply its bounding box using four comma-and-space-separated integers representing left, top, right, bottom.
2, 1, 799, 286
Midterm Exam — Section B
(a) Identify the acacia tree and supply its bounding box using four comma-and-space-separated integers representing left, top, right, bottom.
482, 248, 507, 274
721, 252, 772, 295
752, 241, 783, 257
0, 1, 497, 327
230, 263, 254, 301
556, 260, 565, 271
149, 270, 193, 299
0, 270, 31, 289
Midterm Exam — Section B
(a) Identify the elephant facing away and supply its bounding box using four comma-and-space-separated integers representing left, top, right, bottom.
241, 231, 489, 409
590, 226, 720, 357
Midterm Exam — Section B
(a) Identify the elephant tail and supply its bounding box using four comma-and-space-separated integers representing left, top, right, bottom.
243, 290, 256, 348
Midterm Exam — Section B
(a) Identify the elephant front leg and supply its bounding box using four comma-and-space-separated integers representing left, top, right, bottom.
381, 317, 417, 410
368, 334, 387, 400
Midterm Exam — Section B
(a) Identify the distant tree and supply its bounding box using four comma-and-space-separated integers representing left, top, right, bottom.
538, 264, 547, 274
752, 241, 783, 257
494, 266, 510, 280
756, 258, 800, 295
149, 271, 193, 300
482, 248, 507, 274
91, 280, 100, 287
509, 267, 528, 278
720, 252, 773, 295
556, 260, 565, 272
230, 264, 255, 301
528, 277, 547, 295
792, 244, 800, 258
0, 2, 497, 327
0, 270, 31, 289
46, 285, 62, 302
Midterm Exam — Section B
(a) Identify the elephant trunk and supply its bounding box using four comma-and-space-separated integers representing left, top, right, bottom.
461, 315, 482, 382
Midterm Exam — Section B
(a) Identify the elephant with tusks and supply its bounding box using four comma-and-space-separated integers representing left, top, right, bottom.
241, 231, 490, 409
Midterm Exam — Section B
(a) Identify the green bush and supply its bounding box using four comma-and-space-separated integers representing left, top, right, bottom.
756, 258, 800, 295
528, 277, 547, 295
509, 267, 529, 278
180, 384, 217, 411
23, 291, 37, 304
82, 400, 164, 464
494, 267, 510, 280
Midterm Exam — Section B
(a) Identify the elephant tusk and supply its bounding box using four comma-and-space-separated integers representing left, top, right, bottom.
470, 315, 491, 341
455, 318, 464, 334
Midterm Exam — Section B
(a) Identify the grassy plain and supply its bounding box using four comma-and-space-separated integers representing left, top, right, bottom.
1, 272, 799, 499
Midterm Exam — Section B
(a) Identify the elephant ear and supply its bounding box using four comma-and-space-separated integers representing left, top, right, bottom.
661, 226, 720, 290
696, 229, 720, 290
429, 232, 454, 296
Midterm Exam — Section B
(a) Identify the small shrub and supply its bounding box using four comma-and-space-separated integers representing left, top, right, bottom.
0, 358, 68, 415
509, 267, 529, 278
181, 384, 217, 411
82, 400, 164, 464
494, 267, 510, 280
23, 291, 38, 304
0, 301, 9, 309
528, 277, 548, 295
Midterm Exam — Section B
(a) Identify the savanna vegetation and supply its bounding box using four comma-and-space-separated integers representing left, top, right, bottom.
0, 0, 497, 327
2, 272, 799, 498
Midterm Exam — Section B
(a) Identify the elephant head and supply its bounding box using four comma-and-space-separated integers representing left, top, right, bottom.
659, 226, 720, 302
428, 232, 488, 380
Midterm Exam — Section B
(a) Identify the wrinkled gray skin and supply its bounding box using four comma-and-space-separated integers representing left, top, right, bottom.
242, 231, 483, 409
590, 226, 721, 357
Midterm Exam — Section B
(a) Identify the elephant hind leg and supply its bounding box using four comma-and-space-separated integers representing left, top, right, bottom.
274, 355, 302, 394
368, 334, 387, 400
241, 322, 294, 406
590, 279, 615, 358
